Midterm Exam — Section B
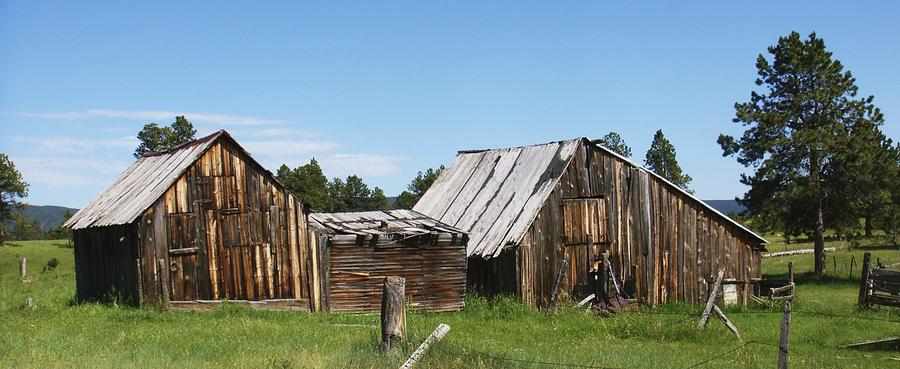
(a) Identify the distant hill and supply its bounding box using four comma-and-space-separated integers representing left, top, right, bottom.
15, 205, 79, 230
704, 199, 745, 215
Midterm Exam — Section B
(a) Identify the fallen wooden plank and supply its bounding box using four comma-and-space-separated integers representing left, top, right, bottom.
548, 259, 568, 312
400, 324, 450, 369
748, 294, 770, 307
576, 294, 596, 308
770, 283, 794, 295
713, 305, 741, 340
839, 336, 900, 351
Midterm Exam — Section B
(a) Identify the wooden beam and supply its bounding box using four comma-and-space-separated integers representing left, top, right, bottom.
548, 259, 568, 312
839, 336, 900, 350
399, 324, 450, 369
603, 252, 623, 297
770, 283, 794, 295
576, 294, 595, 308
698, 269, 725, 328
168, 247, 200, 256
158, 258, 170, 307
135, 258, 144, 307
713, 305, 741, 340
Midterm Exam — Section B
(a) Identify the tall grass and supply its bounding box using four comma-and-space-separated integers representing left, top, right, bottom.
1, 240, 898, 368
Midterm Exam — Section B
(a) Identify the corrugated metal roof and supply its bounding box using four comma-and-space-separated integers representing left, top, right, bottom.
64, 131, 224, 230
414, 137, 767, 258
413, 139, 581, 257
310, 209, 465, 237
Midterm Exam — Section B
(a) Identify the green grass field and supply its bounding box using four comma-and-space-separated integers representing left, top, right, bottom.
1, 239, 898, 369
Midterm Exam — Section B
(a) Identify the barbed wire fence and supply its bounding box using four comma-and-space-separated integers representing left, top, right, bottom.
424, 307, 898, 368
437, 337, 848, 369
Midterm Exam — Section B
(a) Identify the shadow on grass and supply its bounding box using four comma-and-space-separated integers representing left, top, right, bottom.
853, 244, 900, 251
764, 271, 861, 287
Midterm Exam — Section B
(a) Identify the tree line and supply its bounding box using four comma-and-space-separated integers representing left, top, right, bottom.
3, 210, 73, 241
1, 31, 897, 278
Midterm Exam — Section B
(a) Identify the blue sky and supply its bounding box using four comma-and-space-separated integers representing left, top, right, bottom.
1, 1, 898, 209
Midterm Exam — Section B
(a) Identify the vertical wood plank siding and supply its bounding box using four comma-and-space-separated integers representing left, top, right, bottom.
73, 133, 314, 309
73, 225, 141, 303
469, 142, 764, 307
135, 138, 312, 305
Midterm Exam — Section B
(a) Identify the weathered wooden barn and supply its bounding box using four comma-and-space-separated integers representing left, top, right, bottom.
65, 130, 316, 310
309, 210, 468, 313
413, 138, 768, 307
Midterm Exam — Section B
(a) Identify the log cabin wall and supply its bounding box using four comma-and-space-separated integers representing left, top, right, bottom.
135, 137, 313, 308
325, 234, 467, 313
517, 141, 764, 307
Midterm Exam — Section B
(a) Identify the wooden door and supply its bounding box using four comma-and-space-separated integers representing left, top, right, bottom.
217, 209, 254, 300
166, 213, 199, 301
560, 198, 605, 296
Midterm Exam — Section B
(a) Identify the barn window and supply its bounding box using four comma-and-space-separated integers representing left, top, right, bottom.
166, 213, 198, 253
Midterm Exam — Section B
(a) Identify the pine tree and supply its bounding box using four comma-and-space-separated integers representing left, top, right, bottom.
395, 166, 445, 209
133, 116, 197, 158
0, 154, 28, 246
644, 130, 692, 192
276, 158, 333, 212
328, 175, 392, 212
719, 32, 885, 276
595, 132, 632, 158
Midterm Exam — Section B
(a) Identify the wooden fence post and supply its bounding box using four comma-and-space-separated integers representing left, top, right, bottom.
778, 302, 792, 369
788, 261, 794, 285
741, 274, 749, 310
698, 269, 725, 328
380, 276, 406, 352
849, 255, 855, 280
399, 324, 450, 369
548, 259, 568, 312
858, 253, 871, 308
20, 257, 26, 279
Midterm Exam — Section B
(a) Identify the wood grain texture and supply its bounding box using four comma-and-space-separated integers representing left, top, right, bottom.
313, 211, 467, 313
450, 140, 767, 308
72, 131, 313, 308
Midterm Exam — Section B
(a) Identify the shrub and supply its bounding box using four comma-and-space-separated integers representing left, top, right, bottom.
43, 257, 59, 272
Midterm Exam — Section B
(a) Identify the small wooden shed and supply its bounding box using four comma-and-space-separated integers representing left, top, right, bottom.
309, 210, 468, 313
65, 130, 316, 310
414, 138, 768, 308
